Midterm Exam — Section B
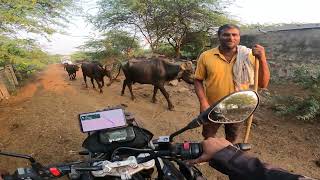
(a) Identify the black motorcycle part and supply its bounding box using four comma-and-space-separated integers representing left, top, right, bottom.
82, 125, 153, 154
174, 142, 203, 159
175, 159, 206, 180
161, 159, 185, 180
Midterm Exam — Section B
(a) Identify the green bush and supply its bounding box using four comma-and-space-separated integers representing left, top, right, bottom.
154, 44, 175, 58
0, 36, 58, 80
295, 97, 320, 121
292, 65, 320, 89
271, 95, 320, 122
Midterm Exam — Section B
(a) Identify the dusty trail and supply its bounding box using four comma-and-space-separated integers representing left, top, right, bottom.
0, 64, 319, 179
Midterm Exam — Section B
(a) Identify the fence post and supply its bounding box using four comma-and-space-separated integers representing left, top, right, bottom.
6, 65, 18, 85
0, 72, 10, 100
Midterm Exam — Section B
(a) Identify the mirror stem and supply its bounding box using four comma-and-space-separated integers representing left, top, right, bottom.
0, 151, 36, 163
169, 118, 201, 141
169, 125, 190, 142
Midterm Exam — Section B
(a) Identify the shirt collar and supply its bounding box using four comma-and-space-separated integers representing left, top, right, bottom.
212, 46, 237, 63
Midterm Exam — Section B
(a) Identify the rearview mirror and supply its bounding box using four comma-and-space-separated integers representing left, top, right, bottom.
208, 91, 259, 123
169, 91, 259, 141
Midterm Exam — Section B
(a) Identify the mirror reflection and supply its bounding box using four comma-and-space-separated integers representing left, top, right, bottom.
208, 91, 259, 123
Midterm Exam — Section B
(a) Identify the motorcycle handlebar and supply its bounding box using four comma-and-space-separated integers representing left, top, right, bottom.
2, 142, 202, 180
3, 164, 103, 180
137, 142, 203, 163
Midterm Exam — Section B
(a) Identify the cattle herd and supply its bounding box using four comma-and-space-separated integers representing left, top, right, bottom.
63, 58, 195, 110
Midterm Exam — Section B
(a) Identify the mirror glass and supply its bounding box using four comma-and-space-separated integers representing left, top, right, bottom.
208, 91, 259, 123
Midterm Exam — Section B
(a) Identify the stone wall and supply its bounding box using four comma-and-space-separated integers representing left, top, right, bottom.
241, 28, 320, 79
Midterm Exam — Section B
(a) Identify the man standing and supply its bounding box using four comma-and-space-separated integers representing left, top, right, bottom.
194, 24, 270, 143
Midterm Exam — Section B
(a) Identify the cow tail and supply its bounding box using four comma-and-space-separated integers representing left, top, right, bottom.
114, 63, 122, 80
108, 63, 122, 86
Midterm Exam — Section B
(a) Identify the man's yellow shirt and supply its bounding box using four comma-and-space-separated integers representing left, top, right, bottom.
195, 47, 255, 105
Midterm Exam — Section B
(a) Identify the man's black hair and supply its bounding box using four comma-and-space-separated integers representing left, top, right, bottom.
217, 24, 240, 36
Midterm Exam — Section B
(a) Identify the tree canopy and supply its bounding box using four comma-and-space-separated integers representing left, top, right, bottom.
78, 30, 141, 61
0, 0, 78, 36
91, 0, 236, 57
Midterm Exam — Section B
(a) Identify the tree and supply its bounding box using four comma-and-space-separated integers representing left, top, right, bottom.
91, 0, 168, 51
78, 30, 140, 60
92, 0, 235, 58
70, 51, 90, 62
159, 0, 234, 58
0, 0, 78, 36
180, 31, 211, 59
0, 35, 61, 79
103, 30, 140, 56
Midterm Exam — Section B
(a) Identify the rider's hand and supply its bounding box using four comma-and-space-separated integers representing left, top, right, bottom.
0, 169, 9, 180
188, 138, 232, 164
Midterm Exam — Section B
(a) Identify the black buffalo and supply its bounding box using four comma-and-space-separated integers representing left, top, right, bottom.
65, 64, 79, 80
81, 62, 113, 93
114, 58, 194, 110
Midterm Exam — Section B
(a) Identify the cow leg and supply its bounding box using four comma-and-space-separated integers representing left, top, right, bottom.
159, 85, 174, 111
152, 86, 159, 103
107, 77, 112, 86
121, 79, 127, 96
91, 78, 95, 89
101, 77, 105, 87
96, 79, 103, 93
83, 74, 88, 88
127, 82, 135, 100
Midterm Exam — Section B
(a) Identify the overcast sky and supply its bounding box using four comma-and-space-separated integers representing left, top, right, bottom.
39, 0, 320, 55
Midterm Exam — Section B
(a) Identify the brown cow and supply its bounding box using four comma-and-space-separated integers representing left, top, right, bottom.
81, 62, 113, 93
65, 64, 79, 80
114, 58, 194, 110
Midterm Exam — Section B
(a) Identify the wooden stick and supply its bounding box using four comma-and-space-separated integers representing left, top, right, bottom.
244, 57, 259, 143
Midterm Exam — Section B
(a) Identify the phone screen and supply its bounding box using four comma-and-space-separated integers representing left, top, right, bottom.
79, 108, 126, 132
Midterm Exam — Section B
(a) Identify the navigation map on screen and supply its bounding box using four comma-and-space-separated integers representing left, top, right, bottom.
79, 109, 126, 132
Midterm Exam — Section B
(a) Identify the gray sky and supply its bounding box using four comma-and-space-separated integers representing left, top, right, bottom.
39, 0, 320, 55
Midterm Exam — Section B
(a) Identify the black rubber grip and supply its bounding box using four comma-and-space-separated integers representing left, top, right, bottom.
3, 175, 14, 180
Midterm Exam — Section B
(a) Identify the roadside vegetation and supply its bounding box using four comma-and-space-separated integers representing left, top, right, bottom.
0, 0, 79, 80
271, 65, 320, 122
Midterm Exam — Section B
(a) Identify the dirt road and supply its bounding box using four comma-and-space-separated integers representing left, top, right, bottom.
0, 64, 319, 179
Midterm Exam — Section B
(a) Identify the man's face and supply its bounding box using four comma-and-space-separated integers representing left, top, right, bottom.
218, 28, 240, 49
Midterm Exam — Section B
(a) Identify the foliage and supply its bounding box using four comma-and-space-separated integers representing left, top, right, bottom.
0, 35, 59, 80
0, 0, 79, 36
272, 95, 320, 122
295, 97, 320, 121
70, 51, 90, 62
292, 65, 320, 89
91, 0, 235, 57
78, 30, 141, 61
180, 31, 212, 59
153, 43, 175, 58
0, 0, 79, 82
103, 30, 140, 56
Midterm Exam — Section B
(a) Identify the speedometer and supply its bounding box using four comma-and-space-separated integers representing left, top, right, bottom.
99, 126, 136, 144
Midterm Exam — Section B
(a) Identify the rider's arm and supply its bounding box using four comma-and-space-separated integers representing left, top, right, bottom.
209, 146, 312, 180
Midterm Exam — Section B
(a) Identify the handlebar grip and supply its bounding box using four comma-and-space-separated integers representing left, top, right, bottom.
174, 142, 202, 160
3, 175, 14, 180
